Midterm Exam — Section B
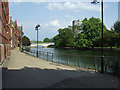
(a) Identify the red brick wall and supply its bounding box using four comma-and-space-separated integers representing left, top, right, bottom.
0, 1, 2, 44
0, 0, 9, 64
1, 1, 9, 44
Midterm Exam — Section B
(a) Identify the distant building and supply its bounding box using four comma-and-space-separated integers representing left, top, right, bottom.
72, 20, 82, 26
72, 20, 82, 37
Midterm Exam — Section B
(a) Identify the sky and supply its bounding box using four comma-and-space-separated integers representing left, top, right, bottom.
9, 1, 118, 41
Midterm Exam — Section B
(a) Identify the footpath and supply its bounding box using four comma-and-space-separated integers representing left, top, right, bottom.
2, 48, 119, 88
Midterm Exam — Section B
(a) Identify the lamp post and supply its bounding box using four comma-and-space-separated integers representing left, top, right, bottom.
91, 0, 104, 73
35, 24, 40, 58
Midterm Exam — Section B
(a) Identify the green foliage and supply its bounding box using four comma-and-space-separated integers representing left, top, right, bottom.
53, 28, 75, 47
22, 36, 31, 46
31, 41, 43, 43
75, 33, 93, 48
43, 38, 50, 42
115, 35, 120, 48
81, 17, 107, 48
113, 21, 120, 34
73, 17, 107, 48
103, 30, 118, 48
52, 17, 120, 49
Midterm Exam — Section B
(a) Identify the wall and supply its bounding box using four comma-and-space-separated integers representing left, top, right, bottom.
0, 1, 9, 64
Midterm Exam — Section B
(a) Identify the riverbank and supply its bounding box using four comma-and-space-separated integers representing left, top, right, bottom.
2, 48, 119, 88
48, 45, 120, 53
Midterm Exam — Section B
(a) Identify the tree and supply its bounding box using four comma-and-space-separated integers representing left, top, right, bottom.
103, 30, 118, 49
43, 38, 50, 42
115, 35, 120, 48
52, 35, 59, 46
113, 21, 120, 34
81, 17, 107, 48
53, 28, 75, 47
22, 36, 31, 46
52, 17, 108, 49
74, 33, 93, 48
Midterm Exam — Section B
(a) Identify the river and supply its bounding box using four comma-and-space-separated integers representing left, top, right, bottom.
31, 46, 119, 57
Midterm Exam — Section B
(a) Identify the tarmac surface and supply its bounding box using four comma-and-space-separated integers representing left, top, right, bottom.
2, 48, 119, 88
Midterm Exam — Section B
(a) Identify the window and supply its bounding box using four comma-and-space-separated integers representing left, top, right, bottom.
18, 32, 20, 36
11, 29, 12, 37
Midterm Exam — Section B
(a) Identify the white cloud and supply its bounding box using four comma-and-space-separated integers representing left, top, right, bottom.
44, 20, 70, 29
47, 2, 101, 12
49, 20, 60, 27
20, 20, 70, 34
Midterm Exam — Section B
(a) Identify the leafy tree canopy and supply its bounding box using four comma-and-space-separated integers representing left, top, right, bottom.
22, 36, 31, 46
113, 21, 120, 34
43, 38, 50, 42
103, 30, 118, 48
53, 28, 75, 47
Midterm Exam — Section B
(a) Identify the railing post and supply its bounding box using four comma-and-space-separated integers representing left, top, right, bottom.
52, 53, 53, 62
61, 55, 62, 64
40, 51, 41, 59
33, 50, 34, 56
34, 50, 36, 56
104, 58, 107, 73
78, 57, 80, 67
67, 55, 69, 65
101, 55, 104, 73
47, 52, 48, 61
43, 52, 44, 60
95, 57, 97, 72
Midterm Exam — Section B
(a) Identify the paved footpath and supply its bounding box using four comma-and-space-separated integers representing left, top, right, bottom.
2, 48, 119, 88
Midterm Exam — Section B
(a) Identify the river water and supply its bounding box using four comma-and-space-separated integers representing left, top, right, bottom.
30, 46, 119, 73
31, 47, 119, 57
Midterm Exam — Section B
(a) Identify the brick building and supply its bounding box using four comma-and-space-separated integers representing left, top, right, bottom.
0, 0, 10, 64
0, 0, 23, 64
9, 16, 23, 48
13, 20, 18, 47
9, 16, 15, 48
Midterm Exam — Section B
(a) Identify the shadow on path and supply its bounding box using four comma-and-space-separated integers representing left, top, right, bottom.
2, 66, 118, 88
